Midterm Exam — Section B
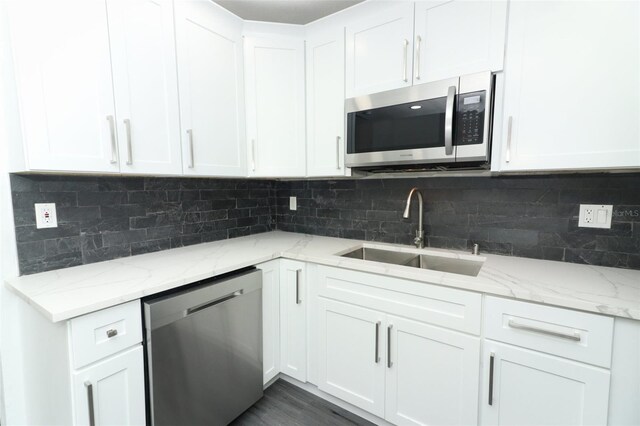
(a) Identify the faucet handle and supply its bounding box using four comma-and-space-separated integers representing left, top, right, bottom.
471, 243, 479, 255
414, 230, 424, 249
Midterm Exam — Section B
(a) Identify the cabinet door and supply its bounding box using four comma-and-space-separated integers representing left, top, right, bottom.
413, 0, 507, 84
385, 315, 480, 425
72, 345, 145, 426
7, 0, 119, 173
481, 341, 610, 426
245, 36, 306, 177
498, 1, 640, 171
345, 2, 414, 97
317, 298, 385, 418
306, 24, 347, 177
279, 259, 307, 381
175, 0, 247, 176
107, 0, 182, 175
257, 260, 280, 385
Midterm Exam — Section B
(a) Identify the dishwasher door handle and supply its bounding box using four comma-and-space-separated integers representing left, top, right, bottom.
186, 290, 244, 316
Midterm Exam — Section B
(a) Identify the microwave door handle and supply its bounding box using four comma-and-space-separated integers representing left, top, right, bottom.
444, 85, 456, 156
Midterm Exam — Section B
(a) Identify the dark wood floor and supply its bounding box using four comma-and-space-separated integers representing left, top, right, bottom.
230, 379, 377, 426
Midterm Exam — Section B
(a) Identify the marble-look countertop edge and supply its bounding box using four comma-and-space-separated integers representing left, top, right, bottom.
6, 231, 640, 323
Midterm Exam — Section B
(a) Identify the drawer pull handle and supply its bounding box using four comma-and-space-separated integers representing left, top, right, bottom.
488, 352, 495, 406
85, 381, 96, 426
187, 129, 195, 168
295, 269, 302, 305
106, 329, 118, 338
374, 321, 380, 363
387, 324, 393, 368
124, 118, 133, 165
508, 320, 581, 342
107, 115, 117, 164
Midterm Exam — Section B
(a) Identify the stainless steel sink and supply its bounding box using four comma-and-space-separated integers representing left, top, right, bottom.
407, 255, 483, 277
340, 247, 419, 267
340, 246, 483, 277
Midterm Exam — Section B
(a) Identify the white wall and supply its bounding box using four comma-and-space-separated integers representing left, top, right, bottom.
0, 0, 27, 423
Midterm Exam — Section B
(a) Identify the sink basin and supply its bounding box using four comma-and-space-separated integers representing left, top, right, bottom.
339, 245, 483, 277
340, 247, 419, 267
406, 255, 483, 277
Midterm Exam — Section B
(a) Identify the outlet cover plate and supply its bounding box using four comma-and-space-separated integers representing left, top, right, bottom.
289, 196, 297, 211
35, 203, 57, 229
579, 204, 612, 229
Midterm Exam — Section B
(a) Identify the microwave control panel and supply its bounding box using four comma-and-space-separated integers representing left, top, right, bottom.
455, 90, 486, 146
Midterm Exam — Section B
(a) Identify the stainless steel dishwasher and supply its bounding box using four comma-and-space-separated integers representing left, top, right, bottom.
143, 268, 263, 426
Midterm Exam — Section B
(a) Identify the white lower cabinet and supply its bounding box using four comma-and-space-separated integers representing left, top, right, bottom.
279, 259, 307, 381
68, 300, 146, 426
318, 298, 386, 417
72, 345, 146, 426
17, 298, 146, 425
262, 262, 621, 426
317, 296, 480, 424
481, 296, 613, 426
386, 316, 479, 426
257, 260, 281, 385
480, 341, 610, 426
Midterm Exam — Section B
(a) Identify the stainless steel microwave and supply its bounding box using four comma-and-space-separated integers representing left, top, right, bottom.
345, 72, 494, 169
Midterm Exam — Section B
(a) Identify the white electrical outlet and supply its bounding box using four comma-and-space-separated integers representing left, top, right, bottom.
579, 204, 612, 229
289, 196, 297, 211
35, 203, 57, 229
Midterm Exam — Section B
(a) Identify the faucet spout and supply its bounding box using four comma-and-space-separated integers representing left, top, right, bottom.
403, 188, 424, 248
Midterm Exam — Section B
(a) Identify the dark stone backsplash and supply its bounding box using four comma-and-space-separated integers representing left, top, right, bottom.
274, 174, 640, 270
10, 172, 640, 275
11, 175, 275, 275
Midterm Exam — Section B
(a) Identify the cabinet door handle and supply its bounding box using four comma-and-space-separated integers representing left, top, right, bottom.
107, 115, 117, 164
444, 85, 456, 156
507, 320, 581, 342
187, 129, 194, 168
251, 139, 256, 172
415, 35, 422, 80
488, 352, 495, 405
106, 329, 118, 338
402, 39, 409, 83
295, 269, 301, 304
387, 324, 393, 368
506, 116, 513, 163
124, 119, 132, 165
336, 136, 341, 170
84, 381, 96, 426
374, 321, 380, 363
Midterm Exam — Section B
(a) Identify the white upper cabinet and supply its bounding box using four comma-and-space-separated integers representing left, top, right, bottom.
345, 1, 507, 98
108, 0, 182, 175
413, 0, 507, 84
245, 35, 306, 177
305, 23, 347, 177
345, 2, 415, 98
175, 0, 247, 177
7, 0, 119, 173
496, 0, 640, 171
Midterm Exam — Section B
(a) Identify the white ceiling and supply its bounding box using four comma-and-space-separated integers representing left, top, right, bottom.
214, 0, 365, 25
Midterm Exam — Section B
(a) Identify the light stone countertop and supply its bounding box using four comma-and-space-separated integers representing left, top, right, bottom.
6, 231, 640, 322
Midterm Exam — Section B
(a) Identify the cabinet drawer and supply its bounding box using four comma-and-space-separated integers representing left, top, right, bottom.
484, 296, 614, 368
316, 265, 482, 335
70, 300, 143, 369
